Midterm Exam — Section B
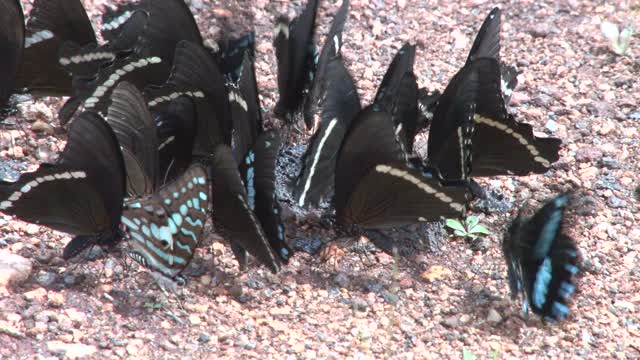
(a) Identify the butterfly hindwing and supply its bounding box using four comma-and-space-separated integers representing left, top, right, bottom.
107, 81, 159, 196
503, 194, 579, 322
210, 145, 281, 273
0, 112, 126, 252
123, 164, 209, 282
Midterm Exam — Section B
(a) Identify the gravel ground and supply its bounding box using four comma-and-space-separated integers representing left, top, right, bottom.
1, 0, 639, 359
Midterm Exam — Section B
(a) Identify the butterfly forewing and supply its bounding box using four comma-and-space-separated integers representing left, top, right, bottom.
466, 7, 501, 64
210, 145, 281, 273
123, 164, 209, 281
0, 112, 126, 241
0, 0, 24, 109
503, 194, 579, 322
294, 56, 361, 208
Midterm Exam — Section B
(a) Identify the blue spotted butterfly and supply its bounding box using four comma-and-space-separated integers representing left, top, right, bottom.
502, 193, 580, 322
122, 164, 209, 284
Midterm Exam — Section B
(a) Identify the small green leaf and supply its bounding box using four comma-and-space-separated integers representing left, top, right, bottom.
454, 230, 467, 237
492, 350, 501, 360
463, 348, 476, 360
466, 216, 480, 229
446, 218, 466, 232
470, 224, 490, 235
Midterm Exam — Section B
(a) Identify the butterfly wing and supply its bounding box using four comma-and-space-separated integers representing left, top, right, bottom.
466, 7, 501, 64
336, 107, 467, 228
240, 132, 292, 263
123, 164, 209, 281
303, 0, 350, 128
210, 144, 281, 273
107, 81, 159, 196
504, 194, 579, 321
17, 0, 96, 96
294, 57, 361, 208
0, 112, 125, 237
0, 0, 24, 109
274, 0, 319, 121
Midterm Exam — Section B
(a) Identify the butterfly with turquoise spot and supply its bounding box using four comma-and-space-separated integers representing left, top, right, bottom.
502, 193, 580, 322
122, 163, 209, 284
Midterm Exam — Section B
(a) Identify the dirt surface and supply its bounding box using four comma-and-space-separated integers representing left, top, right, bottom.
1, 0, 640, 359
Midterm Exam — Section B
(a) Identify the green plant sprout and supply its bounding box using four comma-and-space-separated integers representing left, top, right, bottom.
445, 216, 490, 241
462, 347, 500, 360
600, 21, 634, 55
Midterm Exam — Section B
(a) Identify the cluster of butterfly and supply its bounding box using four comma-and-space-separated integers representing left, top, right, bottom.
0, 0, 579, 323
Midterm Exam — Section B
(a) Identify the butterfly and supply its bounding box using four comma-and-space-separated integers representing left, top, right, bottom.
106, 81, 160, 197
302, 0, 351, 130
427, 57, 561, 181
502, 193, 580, 322
0, 111, 126, 260
59, 0, 203, 124
0, 0, 24, 111
16, 0, 97, 97
210, 144, 282, 273
335, 106, 470, 230
416, 7, 518, 133
122, 163, 209, 285
293, 55, 361, 209
273, 0, 319, 125
215, 31, 256, 84
225, 54, 292, 268
373, 43, 419, 153
144, 40, 232, 157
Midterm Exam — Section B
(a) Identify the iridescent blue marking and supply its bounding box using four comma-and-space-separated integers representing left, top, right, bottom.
140, 237, 185, 265
133, 218, 141, 226
245, 151, 254, 165
551, 302, 570, 320
533, 257, 552, 308
180, 227, 197, 242
192, 177, 199, 185
167, 217, 178, 235
192, 198, 200, 210
130, 231, 145, 244
181, 187, 186, 193
280, 248, 289, 259
129, 202, 142, 209
246, 167, 255, 209
187, 182, 194, 190
187, 199, 193, 208
171, 213, 182, 227
558, 282, 575, 300
173, 192, 179, 199
180, 204, 188, 216
196, 177, 206, 185
141, 225, 151, 238
564, 264, 579, 275
176, 241, 192, 253
121, 217, 139, 230
164, 198, 171, 206
184, 216, 203, 227
199, 192, 207, 201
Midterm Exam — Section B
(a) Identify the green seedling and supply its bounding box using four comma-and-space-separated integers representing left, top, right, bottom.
445, 216, 490, 241
600, 21, 634, 55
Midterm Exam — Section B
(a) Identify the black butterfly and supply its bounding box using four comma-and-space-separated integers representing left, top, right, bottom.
154, 95, 197, 183
215, 32, 256, 84
335, 106, 469, 230
0, 0, 24, 111
427, 57, 561, 181
293, 56, 361, 209
122, 163, 209, 285
210, 144, 282, 273
145, 40, 232, 156
273, 0, 319, 125
60, 0, 203, 123
106, 81, 159, 196
0, 111, 126, 260
225, 54, 292, 267
302, 0, 350, 130
464, 7, 518, 104
502, 193, 579, 322
16, 0, 97, 97
373, 43, 419, 152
